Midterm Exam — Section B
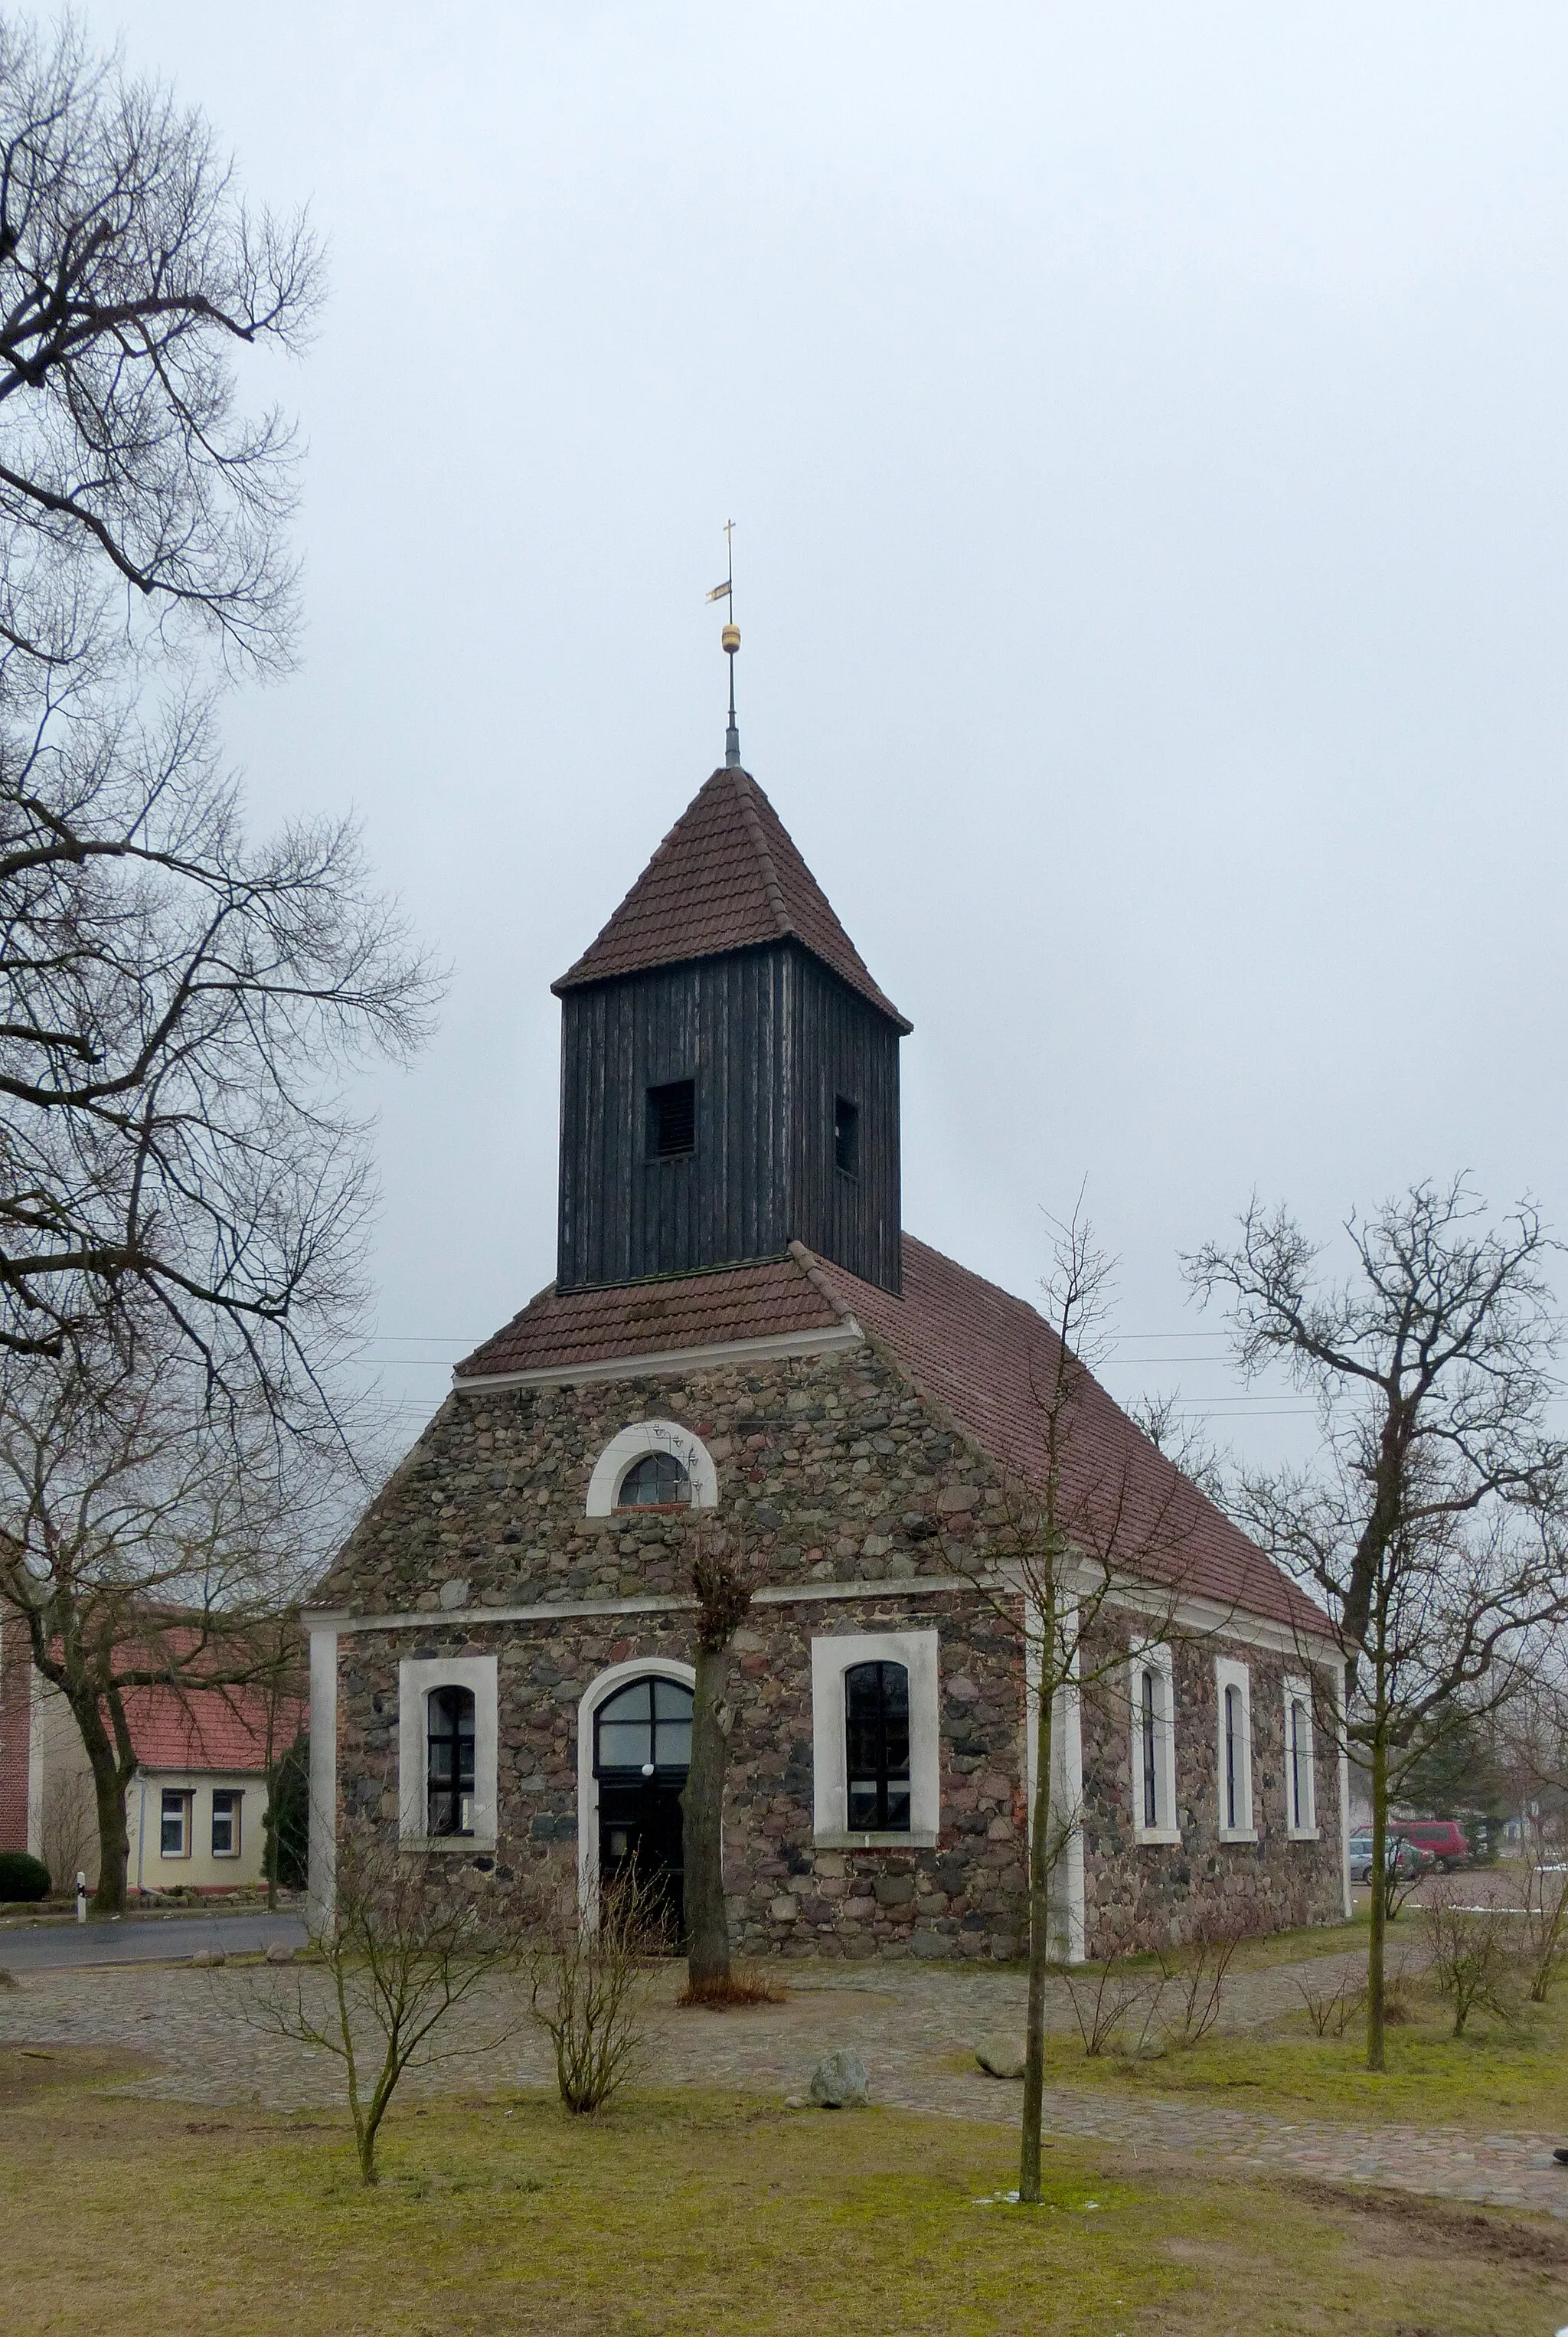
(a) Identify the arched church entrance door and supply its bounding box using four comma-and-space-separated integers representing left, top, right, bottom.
593, 1674, 693, 1943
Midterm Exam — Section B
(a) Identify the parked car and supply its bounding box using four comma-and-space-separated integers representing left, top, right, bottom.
1348, 1832, 1427, 1887
1389, 1818, 1469, 1872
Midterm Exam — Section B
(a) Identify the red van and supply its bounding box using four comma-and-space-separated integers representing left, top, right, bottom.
1390, 1819, 1468, 1871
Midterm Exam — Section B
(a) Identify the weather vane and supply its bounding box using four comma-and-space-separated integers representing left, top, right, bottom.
705, 519, 741, 768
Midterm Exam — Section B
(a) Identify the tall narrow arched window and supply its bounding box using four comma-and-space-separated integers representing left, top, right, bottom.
1223, 1683, 1242, 1832
427, 1685, 476, 1837
845, 1660, 911, 1833
1287, 1686, 1315, 1833
1141, 1667, 1158, 1829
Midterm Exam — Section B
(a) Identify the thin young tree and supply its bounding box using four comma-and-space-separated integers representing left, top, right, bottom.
958, 1204, 1218, 2206
680, 1527, 755, 1995
255, 1823, 524, 2184
1189, 1179, 1568, 2070
0, 1343, 317, 1910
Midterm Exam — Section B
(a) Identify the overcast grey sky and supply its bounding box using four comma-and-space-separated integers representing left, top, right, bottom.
82, 4, 1568, 1458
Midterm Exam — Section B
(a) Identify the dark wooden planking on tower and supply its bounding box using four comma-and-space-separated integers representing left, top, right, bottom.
552, 767, 909, 1296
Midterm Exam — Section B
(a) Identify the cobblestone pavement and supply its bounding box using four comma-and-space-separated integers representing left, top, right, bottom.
5, 1943, 1566, 2221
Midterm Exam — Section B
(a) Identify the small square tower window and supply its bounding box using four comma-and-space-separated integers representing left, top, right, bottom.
834, 1095, 860, 1178
647, 1079, 695, 1159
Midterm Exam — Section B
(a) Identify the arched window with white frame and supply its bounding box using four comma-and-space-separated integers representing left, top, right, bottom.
585, 1421, 719, 1517
1129, 1643, 1178, 1843
1214, 1656, 1254, 1842
1284, 1676, 1318, 1838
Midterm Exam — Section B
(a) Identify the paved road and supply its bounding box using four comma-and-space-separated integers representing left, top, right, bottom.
0, 1910, 307, 1971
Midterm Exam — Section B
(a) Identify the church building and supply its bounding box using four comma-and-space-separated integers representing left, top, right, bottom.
309, 738, 1348, 1960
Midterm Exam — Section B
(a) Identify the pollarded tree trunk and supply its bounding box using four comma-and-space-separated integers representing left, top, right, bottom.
681, 1531, 753, 1992
681, 1639, 737, 1985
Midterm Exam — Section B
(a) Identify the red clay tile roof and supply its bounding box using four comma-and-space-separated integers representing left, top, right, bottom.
455, 1234, 1328, 1640
552, 766, 912, 1031
818, 1237, 1328, 1641
457, 1256, 847, 1380
123, 1683, 305, 1774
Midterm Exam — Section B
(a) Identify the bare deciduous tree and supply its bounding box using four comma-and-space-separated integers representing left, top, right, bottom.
528, 1865, 655, 2115
955, 1203, 1220, 2205
0, 670, 438, 1401
1189, 1179, 1568, 2071
255, 1825, 521, 2184
0, 16, 321, 677
0, 1344, 315, 1910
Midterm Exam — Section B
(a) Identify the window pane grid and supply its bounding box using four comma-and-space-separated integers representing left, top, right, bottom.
616, 1452, 691, 1508
426, 1685, 477, 1837
844, 1660, 911, 1833
1140, 1669, 1158, 1829
594, 1676, 694, 1776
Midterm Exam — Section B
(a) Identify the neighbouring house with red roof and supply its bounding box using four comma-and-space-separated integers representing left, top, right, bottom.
0, 1623, 303, 1894
309, 739, 1348, 1959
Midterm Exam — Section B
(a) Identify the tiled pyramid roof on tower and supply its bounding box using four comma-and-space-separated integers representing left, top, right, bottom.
552, 766, 912, 1031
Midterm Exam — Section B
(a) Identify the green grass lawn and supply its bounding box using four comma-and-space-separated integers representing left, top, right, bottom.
2, 2046, 1563, 2336
1022, 1963, 1568, 2132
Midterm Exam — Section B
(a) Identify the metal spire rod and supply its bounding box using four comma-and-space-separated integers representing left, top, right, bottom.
707, 520, 741, 767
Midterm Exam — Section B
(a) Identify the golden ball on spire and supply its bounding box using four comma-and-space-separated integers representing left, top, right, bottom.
721, 623, 740, 655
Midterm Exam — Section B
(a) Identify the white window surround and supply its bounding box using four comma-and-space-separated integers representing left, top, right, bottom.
1215, 1656, 1256, 1842
398, 1655, 498, 1850
1284, 1675, 1318, 1840
585, 1420, 719, 1516
1129, 1643, 1180, 1845
211, 1789, 243, 1858
811, 1629, 940, 1850
577, 1656, 697, 1924
1024, 1607, 1085, 1963
159, 1788, 191, 1859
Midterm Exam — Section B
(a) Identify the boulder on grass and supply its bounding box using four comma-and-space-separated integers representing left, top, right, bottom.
975, 2035, 1027, 2080
264, 1941, 296, 1965
808, 2048, 869, 2108
190, 1948, 226, 1968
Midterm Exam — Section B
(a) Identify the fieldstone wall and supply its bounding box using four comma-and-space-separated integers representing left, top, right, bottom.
333, 1587, 1027, 1956
322, 1340, 1342, 1959
1076, 1619, 1344, 1955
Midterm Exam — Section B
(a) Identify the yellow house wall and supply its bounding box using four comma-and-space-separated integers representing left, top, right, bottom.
128, 1770, 271, 1893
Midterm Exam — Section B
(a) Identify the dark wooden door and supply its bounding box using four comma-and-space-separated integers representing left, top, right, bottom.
598, 1778, 684, 1946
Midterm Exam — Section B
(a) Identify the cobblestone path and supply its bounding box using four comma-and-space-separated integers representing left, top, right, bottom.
5, 1946, 1566, 2221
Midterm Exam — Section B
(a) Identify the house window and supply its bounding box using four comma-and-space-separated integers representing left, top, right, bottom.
834, 1095, 860, 1178
1285, 1678, 1317, 1837
1215, 1658, 1254, 1839
426, 1685, 477, 1837
844, 1661, 912, 1832
211, 1790, 241, 1858
647, 1078, 696, 1159
616, 1451, 691, 1508
1129, 1646, 1178, 1842
159, 1790, 191, 1858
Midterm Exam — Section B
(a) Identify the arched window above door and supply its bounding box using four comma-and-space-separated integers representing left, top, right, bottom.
593, 1675, 694, 1777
